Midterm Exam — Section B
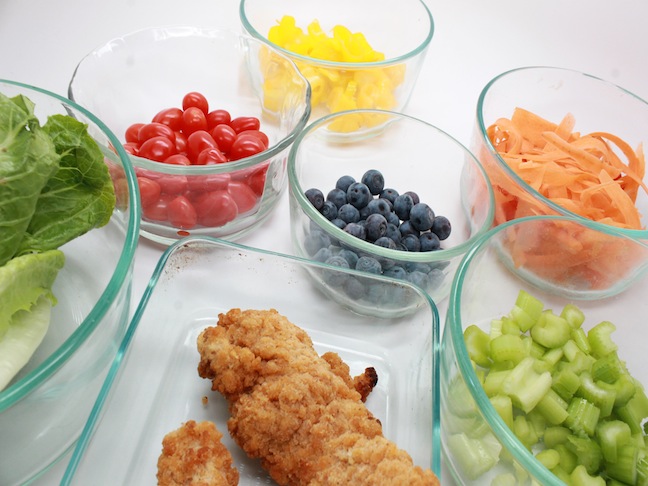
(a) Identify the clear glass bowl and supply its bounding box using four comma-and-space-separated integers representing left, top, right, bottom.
61, 237, 441, 484
240, 0, 433, 131
473, 66, 648, 242
69, 26, 311, 244
288, 109, 495, 307
441, 216, 648, 485
0, 79, 139, 485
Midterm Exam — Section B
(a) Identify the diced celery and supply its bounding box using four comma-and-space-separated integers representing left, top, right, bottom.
563, 339, 581, 362
587, 321, 618, 358
591, 352, 626, 384
527, 409, 548, 441
490, 318, 503, 340
565, 397, 601, 437
531, 310, 571, 349
616, 385, 648, 435
561, 303, 586, 329
552, 367, 581, 402
598, 374, 636, 407
446, 432, 501, 480
501, 357, 553, 413
555, 442, 578, 473
571, 327, 592, 354
577, 372, 616, 418
464, 324, 492, 368
529, 339, 547, 359
535, 388, 569, 425
550, 465, 572, 483
605, 444, 639, 485
513, 415, 539, 450
596, 419, 631, 463
544, 426, 571, 448
447, 375, 479, 418
483, 369, 511, 397
490, 394, 514, 430
514, 289, 544, 327
566, 435, 603, 475
501, 316, 520, 335
569, 464, 606, 486
536, 448, 561, 470
490, 472, 516, 486
490, 333, 527, 365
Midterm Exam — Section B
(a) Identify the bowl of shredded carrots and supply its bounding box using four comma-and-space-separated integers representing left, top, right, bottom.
473, 66, 648, 297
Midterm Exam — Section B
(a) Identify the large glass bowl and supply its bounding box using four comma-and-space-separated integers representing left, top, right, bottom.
61, 237, 441, 484
240, 0, 433, 132
69, 26, 310, 244
288, 109, 495, 308
441, 216, 648, 485
0, 79, 139, 485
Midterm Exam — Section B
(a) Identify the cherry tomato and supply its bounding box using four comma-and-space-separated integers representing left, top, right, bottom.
230, 116, 260, 134
210, 124, 237, 155
137, 177, 162, 208
142, 193, 173, 222
167, 195, 198, 229
196, 147, 228, 165
157, 174, 189, 195
229, 133, 267, 160
186, 130, 218, 162
187, 173, 231, 193
238, 129, 269, 149
246, 165, 268, 196
174, 131, 188, 154
164, 154, 192, 166
181, 107, 208, 135
138, 122, 176, 144
125, 123, 144, 143
206, 109, 231, 130
138, 136, 177, 162
194, 191, 238, 227
227, 181, 259, 214
135, 167, 161, 180
123, 142, 140, 156
152, 107, 183, 131
182, 92, 209, 114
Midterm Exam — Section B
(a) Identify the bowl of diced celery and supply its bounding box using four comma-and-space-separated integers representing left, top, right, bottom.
240, 0, 434, 132
441, 215, 648, 485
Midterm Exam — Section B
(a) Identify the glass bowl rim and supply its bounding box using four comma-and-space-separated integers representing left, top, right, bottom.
287, 108, 496, 263
446, 214, 648, 484
476, 65, 648, 239
0, 78, 141, 411
239, 0, 434, 69
68, 25, 313, 175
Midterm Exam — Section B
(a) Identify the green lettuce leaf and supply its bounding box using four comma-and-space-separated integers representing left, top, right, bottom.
0, 93, 61, 266
16, 114, 116, 253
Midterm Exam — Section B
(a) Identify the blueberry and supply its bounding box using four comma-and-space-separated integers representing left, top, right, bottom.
355, 256, 382, 274
337, 203, 361, 224
325, 255, 350, 269
346, 182, 372, 209
403, 190, 420, 205
304, 230, 331, 256
431, 215, 452, 240
379, 188, 399, 204
305, 188, 324, 210
320, 200, 338, 221
393, 193, 414, 221
385, 223, 402, 244
331, 218, 347, 229
326, 188, 347, 208
336, 175, 356, 193
384, 265, 407, 280
374, 236, 397, 250
323, 255, 351, 287
361, 169, 385, 195
419, 231, 441, 251
406, 270, 430, 289
387, 211, 400, 226
343, 222, 367, 240
313, 247, 333, 262
365, 198, 392, 219
359, 205, 371, 220
401, 233, 421, 252
338, 248, 360, 268
343, 276, 366, 299
410, 203, 435, 231
399, 220, 419, 238
365, 213, 388, 241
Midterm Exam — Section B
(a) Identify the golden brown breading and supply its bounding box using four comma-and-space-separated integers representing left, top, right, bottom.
197, 308, 439, 486
156, 420, 239, 486
321, 351, 378, 403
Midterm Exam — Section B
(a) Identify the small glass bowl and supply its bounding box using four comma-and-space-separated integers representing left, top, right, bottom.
287, 109, 495, 307
69, 26, 311, 244
473, 66, 648, 242
240, 0, 433, 132
0, 79, 139, 485
441, 216, 648, 485
62, 236, 441, 484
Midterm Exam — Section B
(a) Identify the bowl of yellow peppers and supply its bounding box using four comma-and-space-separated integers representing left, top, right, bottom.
240, 0, 434, 133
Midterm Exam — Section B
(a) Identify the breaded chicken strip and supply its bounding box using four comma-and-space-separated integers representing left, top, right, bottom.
197, 308, 439, 486
157, 420, 239, 486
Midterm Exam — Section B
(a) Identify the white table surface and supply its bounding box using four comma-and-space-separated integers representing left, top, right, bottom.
1, 0, 647, 484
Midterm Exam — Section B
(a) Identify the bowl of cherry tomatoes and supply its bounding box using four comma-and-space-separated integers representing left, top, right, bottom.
69, 26, 311, 243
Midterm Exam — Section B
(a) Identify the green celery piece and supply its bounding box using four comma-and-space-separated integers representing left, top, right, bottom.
531, 310, 571, 349
527, 409, 549, 441
552, 367, 581, 402
463, 324, 491, 368
16, 114, 115, 255
513, 414, 539, 450
501, 316, 520, 335
0, 93, 60, 266
566, 435, 603, 475
535, 388, 569, 425
605, 444, 639, 485
569, 464, 606, 486
536, 448, 560, 470
490, 317, 504, 340
490, 394, 514, 430
483, 368, 510, 397
446, 432, 501, 480
596, 419, 631, 463
489, 333, 527, 365
565, 397, 600, 437
561, 303, 586, 329
555, 442, 578, 474
0, 250, 64, 340
571, 327, 592, 354
544, 426, 572, 448
587, 321, 618, 359
591, 352, 626, 384
490, 473, 516, 486
616, 386, 648, 434
637, 453, 648, 486
550, 466, 572, 484
538, 347, 563, 373
446, 375, 478, 418
577, 372, 616, 418
501, 357, 552, 413
514, 289, 544, 329
598, 374, 636, 407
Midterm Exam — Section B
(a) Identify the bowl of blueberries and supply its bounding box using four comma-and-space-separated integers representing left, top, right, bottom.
287, 109, 495, 313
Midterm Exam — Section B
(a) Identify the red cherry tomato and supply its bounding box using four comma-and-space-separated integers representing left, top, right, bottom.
229, 133, 267, 160
194, 191, 238, 227
142, 193, 173, 222
187, 173, 231, 193
238, 129, 269, 149
157, 174, 189, 195
125, 123, 144, 143
164, 154, 192, 166
196, 147, 228, 165
181, 107, 208, 135
210, 124, 237, 155
182, 92, 209, 114
227, 181, 259, 214
206, 109, 231, 130
186, 130, 219, 163
137, 177, 162, 208
167, 195, 198, 229
230, 116, 260, 134
152, 107, 183, 131
138, 122, 176, 144
138, 136, 177, 162
123, 142, 139, 156
246, 165, 268, 196
174, 131, 188, 154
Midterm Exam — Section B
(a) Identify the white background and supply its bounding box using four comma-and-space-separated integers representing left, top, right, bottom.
1, 0, 647, 483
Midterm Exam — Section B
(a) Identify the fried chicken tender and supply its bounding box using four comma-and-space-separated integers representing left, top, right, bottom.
197, 308, 439, 486
157, 420, 239, 486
